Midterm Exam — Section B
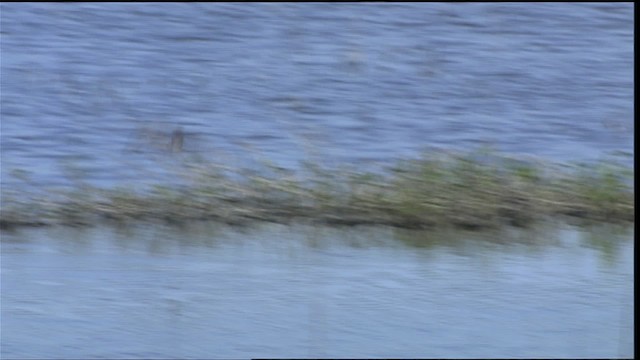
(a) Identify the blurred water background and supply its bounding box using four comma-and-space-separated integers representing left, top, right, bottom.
0, 3, 634, 359
0, 3, 634, 191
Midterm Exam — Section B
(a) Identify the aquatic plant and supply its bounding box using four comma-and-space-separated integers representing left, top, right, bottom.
0, 149, 633, 231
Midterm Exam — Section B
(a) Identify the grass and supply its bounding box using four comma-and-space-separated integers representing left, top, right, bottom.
0, 148, 633, 230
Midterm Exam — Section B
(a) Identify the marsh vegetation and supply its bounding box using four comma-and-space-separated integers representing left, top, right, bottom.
0, 147, 633, 231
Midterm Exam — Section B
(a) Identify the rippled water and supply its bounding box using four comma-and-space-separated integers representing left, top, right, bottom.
0, 223, 634, 358
0, 3, 634, 190
1, 4, 634, 358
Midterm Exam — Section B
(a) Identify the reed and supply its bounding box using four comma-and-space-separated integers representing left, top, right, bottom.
0, 149, 633, 230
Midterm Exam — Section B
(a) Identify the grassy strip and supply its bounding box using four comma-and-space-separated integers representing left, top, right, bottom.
0, 149, 633, 230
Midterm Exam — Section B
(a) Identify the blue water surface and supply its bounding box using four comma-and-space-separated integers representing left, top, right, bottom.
0, 3, 634, 190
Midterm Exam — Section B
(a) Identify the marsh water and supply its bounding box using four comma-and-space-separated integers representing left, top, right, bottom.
0, 3, 635, 358
0, 3, 634, 191
1, 223, 634, 358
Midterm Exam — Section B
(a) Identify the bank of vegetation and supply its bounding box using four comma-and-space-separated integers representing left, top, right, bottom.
0, 149, 633, 231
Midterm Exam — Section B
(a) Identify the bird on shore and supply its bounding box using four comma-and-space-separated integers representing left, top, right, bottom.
170, 128, 184, 153
130, 126, 186, 154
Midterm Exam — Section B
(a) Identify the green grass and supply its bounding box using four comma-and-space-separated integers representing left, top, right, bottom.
0, 149, 633, 230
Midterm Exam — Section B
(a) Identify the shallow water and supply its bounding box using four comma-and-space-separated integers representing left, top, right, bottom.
1, 222, 634, 358
0, 3, 634, 191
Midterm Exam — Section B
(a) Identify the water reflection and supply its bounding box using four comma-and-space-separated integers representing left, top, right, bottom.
1, 221, 633, 265
1, 221, 633, 358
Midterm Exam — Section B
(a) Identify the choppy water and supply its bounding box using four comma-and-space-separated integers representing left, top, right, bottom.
0, 223, 634, 358
0, 3, 634, 190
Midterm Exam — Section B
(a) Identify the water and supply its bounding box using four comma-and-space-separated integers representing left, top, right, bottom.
1, 4, 634, 358
0, 3, 634, 191
0, 223, 634, 358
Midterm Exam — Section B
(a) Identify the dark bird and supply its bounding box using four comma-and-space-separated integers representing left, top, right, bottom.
170, 128, 184, 153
